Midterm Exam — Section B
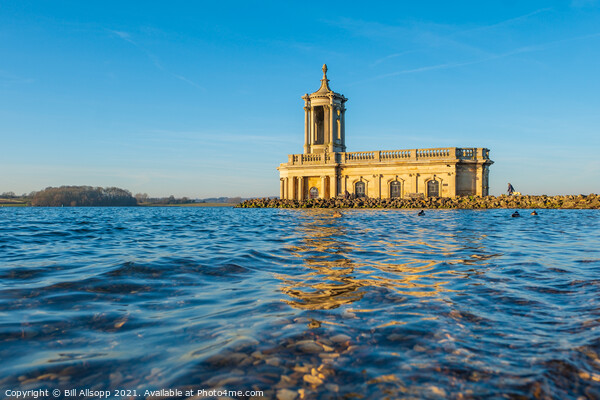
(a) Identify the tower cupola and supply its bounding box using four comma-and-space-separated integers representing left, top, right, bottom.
301, 64, 347, 154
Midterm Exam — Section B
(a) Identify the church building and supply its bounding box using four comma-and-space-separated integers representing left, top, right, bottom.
278, 65, 493, 200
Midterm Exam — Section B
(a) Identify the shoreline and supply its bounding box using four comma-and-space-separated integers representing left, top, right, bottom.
237, 194, 600, 209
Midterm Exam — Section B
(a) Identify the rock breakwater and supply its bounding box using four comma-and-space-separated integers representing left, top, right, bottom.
237, 194, 600, 209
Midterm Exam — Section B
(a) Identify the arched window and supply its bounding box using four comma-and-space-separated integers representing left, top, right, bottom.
309, 187, 319, 199
427, 180, 440, 197
315, 107, 324, 144
390, 181, 401, 198
355, 181, 366, 198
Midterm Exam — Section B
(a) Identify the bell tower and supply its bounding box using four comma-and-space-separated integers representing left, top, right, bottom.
302, 64, 347, 154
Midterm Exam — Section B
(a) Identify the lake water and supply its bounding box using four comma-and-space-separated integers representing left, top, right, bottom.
1, 207, 600, 399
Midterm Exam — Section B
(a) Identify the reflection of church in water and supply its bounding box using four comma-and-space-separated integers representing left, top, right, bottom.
278, 65, 494, 200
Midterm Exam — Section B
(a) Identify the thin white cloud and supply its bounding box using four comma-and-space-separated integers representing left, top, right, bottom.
456, 8, 553, 36
355, 32, 600, 83
371, 50, 420, 67
108, 29, 136, 45
346, 8, 554, 68
107, 29, 204, 90
172, 74, 205, 90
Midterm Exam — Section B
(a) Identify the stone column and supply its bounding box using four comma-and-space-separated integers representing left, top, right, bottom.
332, 174, 338, 198
340, 109, 346, 150
296, 177, 302, 200
449, 171, 457, 198
299, 177, 304, 200
280, 179, 284, 199
344, 175, 348, 195
476, 164, 484, 196
304, 106, 310, 154
415, 174, 420, 195
310, 107, 316, 146
321, 176, 327, 199
284, 178, 289, 199
290, 178, 295, 200
372, 175, 378, 198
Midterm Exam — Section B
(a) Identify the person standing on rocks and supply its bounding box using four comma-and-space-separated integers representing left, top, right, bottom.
508, 183, 515, 196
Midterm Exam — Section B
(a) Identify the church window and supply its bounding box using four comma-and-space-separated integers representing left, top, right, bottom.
336, 109, 341, 140
390, 181, 401, 198
315, 107, 324, 144
427, 180, 440, 197
355, 181, 366, 198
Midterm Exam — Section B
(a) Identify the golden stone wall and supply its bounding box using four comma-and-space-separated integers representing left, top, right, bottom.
278, 149, 492, 200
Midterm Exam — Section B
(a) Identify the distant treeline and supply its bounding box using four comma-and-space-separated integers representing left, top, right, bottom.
32, 186, 137, 207
2, 187, 249, 207
135, 194, 244, 204
198, 197, 243, 204
135, 193, 195, 205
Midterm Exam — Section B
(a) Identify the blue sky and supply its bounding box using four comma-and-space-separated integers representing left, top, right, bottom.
1, 1, 599, 197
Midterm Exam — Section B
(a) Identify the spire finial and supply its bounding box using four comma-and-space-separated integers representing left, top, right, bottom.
313, 63, 331, 93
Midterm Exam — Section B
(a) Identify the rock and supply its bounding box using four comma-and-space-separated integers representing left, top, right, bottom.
303, 374, 323, 385
277, 389, 297, 400
330, 334, 351, 343
236, 194, 600, 210
205, 352, 247, 367
251, 350, 264, 359
278, 374, 295, 386
321, 344, 334, 352
325, 384, 339, 392
266, 357, 282, 366
296, 340, 323, 353
319, 353, 339, 359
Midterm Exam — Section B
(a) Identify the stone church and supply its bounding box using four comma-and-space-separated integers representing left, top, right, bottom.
278, 65, 493, 200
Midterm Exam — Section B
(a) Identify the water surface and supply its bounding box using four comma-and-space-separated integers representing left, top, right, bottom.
1, 207, 599, 399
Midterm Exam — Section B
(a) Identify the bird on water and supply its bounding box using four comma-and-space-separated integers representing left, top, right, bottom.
531, 211, 538, 216
512, 211, 520, 217
418, 210, 425, 216
333, 211, 343, 218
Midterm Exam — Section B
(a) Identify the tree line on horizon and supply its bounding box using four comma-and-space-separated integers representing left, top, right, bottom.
133, 193, 195, 205
31, 186, 137, 207
1, 186, 245, 206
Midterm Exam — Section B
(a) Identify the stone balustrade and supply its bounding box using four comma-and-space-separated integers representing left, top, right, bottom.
346, 151, 374, 161
287, 147, 489, 165
381, 150, 411, 160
